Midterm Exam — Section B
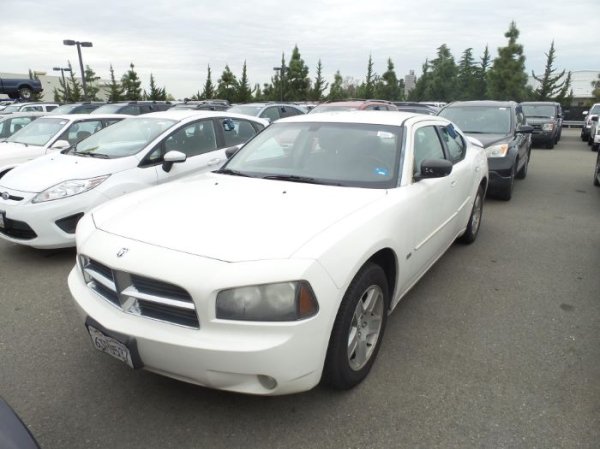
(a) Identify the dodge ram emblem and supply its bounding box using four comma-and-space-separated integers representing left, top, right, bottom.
117, 248, 129, 257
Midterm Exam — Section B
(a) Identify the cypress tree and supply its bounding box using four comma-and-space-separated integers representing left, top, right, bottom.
108, 64, 123, 102
236, 61, 252, 103
201, 65, 215, 100
121, 63, 143, 101
310, 59, 328, 101
286, 45, 311, 101
532, 41, 568, 101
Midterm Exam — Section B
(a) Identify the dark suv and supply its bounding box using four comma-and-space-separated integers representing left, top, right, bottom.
310, 99, 397, 113
91, 101, 173, 115
520, 101, 562, 149
49, 102, 105, 115
438, 100, 533, 201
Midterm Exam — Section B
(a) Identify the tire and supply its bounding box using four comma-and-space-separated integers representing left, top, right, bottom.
593, 143, 599, 152
516, 151, 529, 179
323, 263, 389, 390
496, 164, 516, 201
588, 137, 592, 146
594, 153, 600, 187
545, 140, 554, 149
18, 87, 33, 100
459, 185, 484, 244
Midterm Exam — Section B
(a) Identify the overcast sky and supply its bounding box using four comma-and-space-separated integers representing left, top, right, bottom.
1, 0, 597, 99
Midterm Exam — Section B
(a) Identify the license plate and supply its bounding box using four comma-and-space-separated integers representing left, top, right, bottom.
87, 325, 134, 368
0, 211, 4, 229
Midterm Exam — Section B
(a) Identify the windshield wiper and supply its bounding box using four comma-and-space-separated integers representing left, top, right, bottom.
262, 175, 342, 186
213, 168, 253, 177
71, 150, 109, 158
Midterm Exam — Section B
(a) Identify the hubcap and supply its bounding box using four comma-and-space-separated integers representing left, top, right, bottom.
347, 285, 384, 371
471, 193, 482, 234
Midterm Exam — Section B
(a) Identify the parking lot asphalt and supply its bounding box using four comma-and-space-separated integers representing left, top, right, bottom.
0, 129, 598, 449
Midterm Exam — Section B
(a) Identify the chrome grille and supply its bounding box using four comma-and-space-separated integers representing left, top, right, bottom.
80, 255, 199, 328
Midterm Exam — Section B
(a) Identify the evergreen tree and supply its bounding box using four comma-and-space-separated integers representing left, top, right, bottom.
408, 60, 431, 101
84, 65, 101, 101
286, 45, 311, 101
591, 74, 600, 101
309, 59, 328, 101
236, 61, 252, 103
67, 61, 83, 102
201, 65, 215, 99
216, 65, 238, 103
473, 45, 491, 100
108, 64, 123, 102
147, 73, 167, 101
456, 48, 478, 100
556, 71, 573, 107
53, 88, 62, 103
253, 83, 263, 101
376, 58, 402, 100
425, 44, 457, 102
328, 70, 345, 100
121, 63, 142, 101
262, 82, 275, 101
532, 41, 568, 101
357, 54, 375, 98
486, 21, 529, 101
27, 69, 43, 101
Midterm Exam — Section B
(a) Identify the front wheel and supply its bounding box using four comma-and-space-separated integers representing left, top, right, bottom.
516, 151, 529, 179
323, 263, 389, 390
459, 185, 484, 244
594, 153, 600, 187
18, 87, 33, 100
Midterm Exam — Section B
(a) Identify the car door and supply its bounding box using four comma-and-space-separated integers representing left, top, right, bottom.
514, 105, 530, 166
153, 118, 225, 183
399, 123, 459, 288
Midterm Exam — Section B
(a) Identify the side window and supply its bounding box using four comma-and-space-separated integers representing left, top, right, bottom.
120, 105, 141, 115
279, 107, 302, 118
23, 106, 42, 112
222, 119, 258, 147
260, 107, 280, 122
439, 125, 466, 163
163, 120, 217, 157
413, 126, 445, 175
515, 107, 525, 127
103, 118, 122, 127
46, 105, 58, 111
59, 120, 103, 144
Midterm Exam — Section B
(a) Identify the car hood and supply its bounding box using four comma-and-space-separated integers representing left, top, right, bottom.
0, 153, 133, 193
462, 133, 510, 148
92, 174, 387, 262
0, 141, 44, 161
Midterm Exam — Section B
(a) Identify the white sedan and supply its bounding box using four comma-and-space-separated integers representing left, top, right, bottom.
68, 111, 488, 395
0, 110, 268, 248
0, 113, 127, 177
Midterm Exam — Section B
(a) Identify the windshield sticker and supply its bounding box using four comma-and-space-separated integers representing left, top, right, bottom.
374, 167, 389, 176
377, 131, 394, 139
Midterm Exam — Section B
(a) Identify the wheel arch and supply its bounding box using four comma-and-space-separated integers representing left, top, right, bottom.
365, 247, 398, 308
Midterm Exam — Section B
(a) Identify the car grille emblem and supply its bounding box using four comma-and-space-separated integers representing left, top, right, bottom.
117, 248, 129, 257
1, 192, 9, 200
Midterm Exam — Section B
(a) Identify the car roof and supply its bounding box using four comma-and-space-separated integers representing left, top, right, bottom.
0, 112, 47, 120
520, 101, 560, 105
445, 100, 517, 108
133, 109, 269, 124
275, 110, 446, 126
38, 113, 130, 121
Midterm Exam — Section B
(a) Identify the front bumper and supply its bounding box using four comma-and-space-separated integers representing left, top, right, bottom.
0, 187, 108, 249
68, 230, 341, 395
486, 156, 515, 191
531, 130, 555, 144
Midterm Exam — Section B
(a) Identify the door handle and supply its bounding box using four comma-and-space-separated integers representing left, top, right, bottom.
207, 158, 222, 166
451, 180, 456, 187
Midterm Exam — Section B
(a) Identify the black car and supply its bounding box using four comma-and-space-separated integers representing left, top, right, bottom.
521, 101, 562, 149
50, 102, 105, 114
91, 101, 173, 116
438, 100, 533, 201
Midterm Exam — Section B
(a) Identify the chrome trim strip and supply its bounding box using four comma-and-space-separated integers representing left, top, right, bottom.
121, 286, 196, 310
84, 267, 116, 291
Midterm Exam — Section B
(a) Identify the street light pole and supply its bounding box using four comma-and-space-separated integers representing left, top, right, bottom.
63, 39, 93, 101
273, 66, 286, 102
52, 66, 72, 102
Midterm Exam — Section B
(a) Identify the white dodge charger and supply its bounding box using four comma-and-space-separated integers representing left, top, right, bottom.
68, 111, 488, 395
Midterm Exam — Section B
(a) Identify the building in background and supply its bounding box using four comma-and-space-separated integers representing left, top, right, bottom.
404, 70, 417, 97
527, 70, 599, 106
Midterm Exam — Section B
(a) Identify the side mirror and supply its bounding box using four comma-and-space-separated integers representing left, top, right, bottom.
50, 139, 70, 150
225, 144, 242, 159
415, 159, 453, 180
517, 125, 533, 134
162, 150, 187, 172
466, 136, 483, 147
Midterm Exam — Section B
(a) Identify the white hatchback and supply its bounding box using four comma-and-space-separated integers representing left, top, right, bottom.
0, 113, 128, 177
0, 110, 267, 248
68, 111, 488, 395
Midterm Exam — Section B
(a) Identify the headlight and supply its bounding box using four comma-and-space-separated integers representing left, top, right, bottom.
216, 281, 318, 321
32, 175, 110, 203
542, 123, 554, 131
485, 144, 509, 158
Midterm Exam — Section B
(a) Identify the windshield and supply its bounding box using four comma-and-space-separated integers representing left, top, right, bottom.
590, 105, 600, 115
2, 105, 21, 113
439, 106, 512, 134
222, 122, 402, 189
50, 104, 79, 114
74, 117, 176, 158
310, 105, 357, 113
227, 105, 263, 116
522, 105, 555, 118
91, 104, 124, 114
6, 117, 68, 146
